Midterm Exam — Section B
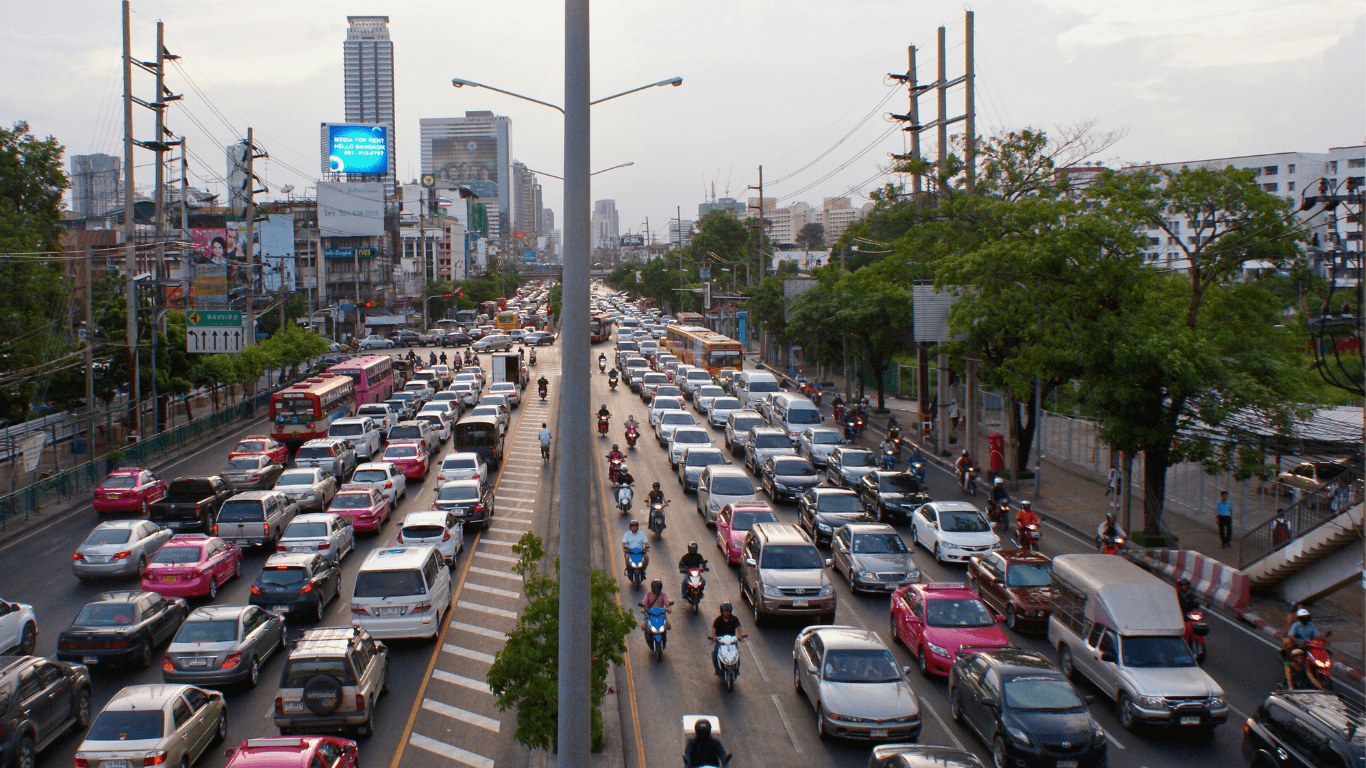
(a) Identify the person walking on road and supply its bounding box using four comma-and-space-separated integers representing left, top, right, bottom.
1215, 490, 1234, 548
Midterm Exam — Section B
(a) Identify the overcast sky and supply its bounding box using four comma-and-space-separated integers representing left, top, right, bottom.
4, 0, 1362, 237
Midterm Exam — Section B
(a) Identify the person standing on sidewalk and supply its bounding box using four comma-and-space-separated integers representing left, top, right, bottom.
1215, 490, 1234, 547
1106, 466, 1121, 497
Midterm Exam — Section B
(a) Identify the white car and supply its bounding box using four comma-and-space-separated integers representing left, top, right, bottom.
469, 405, 507, 433
396, 509, 464, 567
909, 501, 1001, 564
796, 427, 846, 467
481, 394, 513, 425
278, 512, 355, 563
0, 597, 38, 655
358, 335, 394, 350
679, 367, 713, 398
667, 426, 713, 467
452, 372, 479, 391
415, 408, 452, 443
649, 396, 687, 427
430, 390, 464, 414
329, 416, 383, 460
693, 385, 726, 414
356, 403, 399, 434
656, 410, 698, 446
488, 381, 520, 408
348, 462, 408, 504
436, 452, 487, 484
450, 381, 479, 407
431, 364, 453, 387
708, 397, 743, 427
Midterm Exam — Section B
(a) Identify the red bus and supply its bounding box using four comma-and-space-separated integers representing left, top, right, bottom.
590, 312, 613, 343
270, 374, 355, 448
327, 354, 395, 405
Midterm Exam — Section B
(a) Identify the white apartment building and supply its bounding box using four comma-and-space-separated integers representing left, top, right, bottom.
668, 219, 695, 248
592, 200, 620, 251
420, 112, 512, 243
745, 196, 872, 246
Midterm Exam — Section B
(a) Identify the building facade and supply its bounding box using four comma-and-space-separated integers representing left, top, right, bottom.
70, 154, 121, 217
343, 15, 396, 179
591, 200, 620, 251
745, 196, 871, 247
698, 197, 746, 219
420, 112, 512, 244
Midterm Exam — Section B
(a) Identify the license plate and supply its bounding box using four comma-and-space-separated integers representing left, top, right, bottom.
792, 600, 809, 608
375, 607, 402, 616
187, 658, 210, 667
291, 547, 309, 552
104, 761, 132, 768
235, 539, 249, 546
284, 702, 304, 713
1180, 716, 1201, 726
870, 729, 889, 738
83, 656, 98, 665
162, 575, 177, 582
272, 606, 290, 613
107, 493, 121, 499
1057, 762, 1078, 768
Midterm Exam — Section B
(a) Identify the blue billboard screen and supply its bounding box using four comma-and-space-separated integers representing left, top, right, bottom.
328, 125, 389, 174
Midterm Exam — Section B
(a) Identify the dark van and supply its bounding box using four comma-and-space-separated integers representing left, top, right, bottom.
453, 416, 504, 469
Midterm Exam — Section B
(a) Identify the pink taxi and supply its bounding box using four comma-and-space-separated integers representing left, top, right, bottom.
327, 486, 392, 532
381, 440, 430, 480
92, 468, 168, 514
890, 581, 1009, 677
714, 502, 778, 564
140, 534, 242, 599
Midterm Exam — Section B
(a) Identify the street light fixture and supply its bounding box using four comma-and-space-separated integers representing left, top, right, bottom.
523, 161, 635, 181
450, 76, 682, 113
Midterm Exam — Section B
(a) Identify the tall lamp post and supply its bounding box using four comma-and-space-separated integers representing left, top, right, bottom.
452, 66, 681, 766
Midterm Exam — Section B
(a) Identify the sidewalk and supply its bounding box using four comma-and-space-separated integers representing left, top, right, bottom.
765, 355, 1365, 680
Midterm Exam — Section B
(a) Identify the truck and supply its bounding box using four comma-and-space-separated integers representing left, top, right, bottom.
490, 352, 521, 386
148, 476, 235, 533
1047, 554, 1228, 732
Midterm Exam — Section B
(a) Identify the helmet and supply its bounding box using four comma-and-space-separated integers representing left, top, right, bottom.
619, 464, 629, 474
994, 477, 1004, 486
602, 403, 607, 408
612, 444, 619, 451
653, 482, 661, 489
1020, 500, 1032, 509
961, 449, 969, 456
694, 719, 712, 739
1177, 578, 1191, 589
1105, 510, 1116, 520
629, 415, 635, 420
1297, 608, 1311, 619
688, 541, 699, 554
719, 602, 733, 613
629, 519, 639, 527
650, 579, 663, 594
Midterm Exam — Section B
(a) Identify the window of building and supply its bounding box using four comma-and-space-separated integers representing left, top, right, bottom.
1288, 181, 1295, 192
1329, 161, 1338, 174
1263, 183, 1279, 192
1288, 164, 1296, 174
1263, 166, 1279, 176
1348, 158, 1365, 169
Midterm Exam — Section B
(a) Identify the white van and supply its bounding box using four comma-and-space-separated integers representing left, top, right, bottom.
733, 370, 781, 410
769, 393, 824, 435
350, 546, 452, 640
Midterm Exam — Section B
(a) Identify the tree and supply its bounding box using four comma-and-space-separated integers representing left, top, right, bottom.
795, 222, 825, 251
748, 276, 788, 348
487, 533, 636, 753
549, 283, 562, 319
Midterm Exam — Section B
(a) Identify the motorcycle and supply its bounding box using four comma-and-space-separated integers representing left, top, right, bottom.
682, 716, 732, 768
615, 482, 634, 513
1184, 609, 1209, 664
851, 412, 866, 436
833, 403, 846, 423
881, 447, 897, 470
529, 351, 537, 366
908, 459, 927, 485
648, 499, 669, 538
599, 355, 607, 372
625, 425, 639, 449
643, 605, 669, 662
1099, 534, 1125, 556
607, 456, 625, 483
609, 373, 619, 391
958, 464, 979, 494
541, 443, 550, 464
598, 415, 611, 436
625, 546, 647, 587
681, 565, 708, 613
715, 635, 741, 691
539, 383, 548, 401
1014, 523, 1041, 551
1303, 634, 1334, 686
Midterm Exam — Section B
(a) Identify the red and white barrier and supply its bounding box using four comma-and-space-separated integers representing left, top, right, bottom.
1127, 548, 1252, 614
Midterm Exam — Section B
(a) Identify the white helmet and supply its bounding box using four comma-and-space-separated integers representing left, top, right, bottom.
994, 477, 1004, 486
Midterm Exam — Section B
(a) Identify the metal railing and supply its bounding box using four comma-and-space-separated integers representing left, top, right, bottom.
1238, 468, 1363, 568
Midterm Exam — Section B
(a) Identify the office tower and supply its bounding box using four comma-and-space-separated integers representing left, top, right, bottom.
343, 15, 396, 178
420, 112, 513, 242
71, 154, 121, 216
591, 200, 619, 250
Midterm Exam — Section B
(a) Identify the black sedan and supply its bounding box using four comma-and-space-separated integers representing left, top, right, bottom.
797, 487, 874, 547
857, 470, 933, 524
247, 553, 342, 623
759, 455, 822, 503
434, 479, 495, 530
948, 648, 1106, 768
56, 591, 187, 669
441, 332, 472, 348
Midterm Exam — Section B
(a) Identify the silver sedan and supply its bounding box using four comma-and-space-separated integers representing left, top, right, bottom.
792, 625, 922, 741
272, 467, 338, 512
278, 513, 356, 564
797, 427, 846, 467
76, 684, 227, 768
162, 604, 285, 688
73, 520, 173, 580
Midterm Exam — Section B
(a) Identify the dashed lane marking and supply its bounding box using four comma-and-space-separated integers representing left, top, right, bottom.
443, 643, 496, 664
431, 668, 493, 694
770, 694, 804, 754
467, 566, 522, 582
474, 551, 517, 563
464, 582, 521, 599
408, 733, 495, 768
449, 621, 507, 641
487, 523, 529, 532
422, 698, 502, 732
477, 538, 516, 546
459, 600, 519, 619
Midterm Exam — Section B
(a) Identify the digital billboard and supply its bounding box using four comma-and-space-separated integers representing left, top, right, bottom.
430, 135, 500, 201
323, 124, 390, 175
317, 181, 385, 237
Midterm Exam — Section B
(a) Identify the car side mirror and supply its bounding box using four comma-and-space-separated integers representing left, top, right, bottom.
1100, 650, 1117, 663
995, 613, 1005, 623
824, 558, 833, 568
978, 695, 996, 708
224, 749, 238, 758
1084, 694, 1096, 704
744, 558, 757, 567
806, 664, 818, 674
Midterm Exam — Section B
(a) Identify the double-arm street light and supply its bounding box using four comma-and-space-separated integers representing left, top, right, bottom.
451, 76, 681, 112
523, 161, 635, 181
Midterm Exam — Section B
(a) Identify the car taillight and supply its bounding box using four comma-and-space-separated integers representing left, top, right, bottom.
411, 602, 432, 614
193, 504, 202, 514
112, 551, 131, 560
277, 545, 287, 552
72, 552, 85, 561
73, 759, 89, 767
356, 692, 366, 711
442, 529, 451, 542
162, 656, 175, 672
317, 542, 330, 550
143, 752, 168, 766
263, 523, 270, 535
472, 503, 484, 514
300, 583, 314, 593
212, 524, 218, 535
186, 570, 202, 580
108, 640, 131, 649
385, 480, 393, 488
275, 696, 283, 714
351, 606, 367, 615
472, 473, 480, 480
221, 652, 242, 669
250, 585, 261, 595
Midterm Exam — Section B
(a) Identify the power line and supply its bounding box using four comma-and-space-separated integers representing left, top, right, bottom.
768, 85, 902, 186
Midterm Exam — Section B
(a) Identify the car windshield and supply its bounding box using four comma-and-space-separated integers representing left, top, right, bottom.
83, 528, 132, 546
294, 447, 331, 460
752, 434, 792, 449
731, 417, 762, 432
330, 424, 363, 436
73, 602, 138, 627
712, 477, 755, 496
389, 427, 422, 441
788, 409, 822, 425
235, 441, 268, 453
811, 431, 842, 445
167, 480, 214, 496
822, 649, 902, 683
760, 545, 824, 569
217, 501, 263, 523
275, 472, 316, 487
643, 375, 667, 385
662, 413, 694, 425
224, 459, 263, 471
87, 710, 163, 741
712, 399, 740, 411
656, 386, 682, 397
286, 522, 328, 538
1005, 563, 1052, 587
940, 511, 990, 532
152, 546, 203, 565
924, 598, 996, 628
773, 459, 816, 476
1121, 636, 1197, 667
438, 485, 479, 502
748, 380, 780, 393
175, 619, 238, 644
259, 566, 307, 586
731, 511, 778, 530
817, 494, 865, 515
358, 407, 389, 417
698, 387, 724, 398
283, 658, 355, 687
331, 493, 373, 509
674, 431, 708, 444
444, 458, 477, 470
880, 474, 924, 492
687, 452, 725, 467
353, 569, 426, 597
853, 533, 908, 554
471, 408, 497, 419
842, 451, 876, 467
384, 446, 417, 459
351, 470, 388, 484
402, 524, 445, 539
1003, 677, 1085, 710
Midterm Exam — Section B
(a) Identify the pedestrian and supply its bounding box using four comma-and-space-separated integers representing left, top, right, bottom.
1215, 490, 1234, 548
949, 400, 961, 432
1271, 508, 1292, 545
1106, 467, 1121, 497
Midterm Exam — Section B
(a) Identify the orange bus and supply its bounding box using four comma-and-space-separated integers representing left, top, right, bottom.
663, 325, 743, 375
270, 374, 355, 447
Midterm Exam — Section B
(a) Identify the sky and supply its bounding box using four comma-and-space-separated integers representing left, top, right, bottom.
3, 0, 1362, 239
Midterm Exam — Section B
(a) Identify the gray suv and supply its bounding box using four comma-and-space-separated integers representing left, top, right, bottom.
738, 522, 835, 625
274, 626, 388, 737
293, 439, 357, 482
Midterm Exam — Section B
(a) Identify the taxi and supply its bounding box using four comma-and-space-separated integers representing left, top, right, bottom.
327, 486, 392, 532
381, 440, 430, 480
92, 467, 168, 514
224, 736, 359, 768
228, 435, 290, 466
714, 502, 778, 564
890, 581, 1009, 677
140, 534, 242, 599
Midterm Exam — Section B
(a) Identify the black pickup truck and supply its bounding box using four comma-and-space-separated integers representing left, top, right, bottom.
148, 476, 235, 533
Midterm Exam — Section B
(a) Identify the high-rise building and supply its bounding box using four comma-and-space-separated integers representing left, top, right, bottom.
420, 112, 512, 243
343, 16, 396, 179
511, 161, 541, 244
745, 196, 870, 246
669, 219, 695, 247
591, 200, 620, 251
699, 196, 746, 219
70, 154, 121, 216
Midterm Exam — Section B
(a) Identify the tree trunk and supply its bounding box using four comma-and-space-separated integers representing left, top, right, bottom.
1141, 443, 1170, 537
183, 394, 195, 423
1012, 386, 1038, 473
1004, 390, 1019, 482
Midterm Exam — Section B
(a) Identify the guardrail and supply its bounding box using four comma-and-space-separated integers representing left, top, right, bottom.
1238, 468, 1363, 568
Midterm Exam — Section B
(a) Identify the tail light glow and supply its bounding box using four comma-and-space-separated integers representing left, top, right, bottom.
221, 652, 242, 669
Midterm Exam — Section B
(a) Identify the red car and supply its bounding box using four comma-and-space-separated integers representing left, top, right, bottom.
224, 736, 359, 768
381, 440, 430, 480
967, 549, 1054, 633
714, 502, 778, 564
229, 435, 290, 466
327, 486, 392, 532
92, 468, 168, 514
140, 534, 243, 599
890, 582, 1009, 677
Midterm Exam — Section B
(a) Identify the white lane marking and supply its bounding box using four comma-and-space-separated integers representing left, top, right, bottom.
478, 538, 516, 546
474, 551, 517, 563
1103, 728, 1126, 750
1205, 606, 1282, 651
921, 698, 966, 750
746, 641, 769, 682
464, 582, 521, 599
408, 732, 495, 768
770, 694, 804, 754
459, 600, 519, 619
842, 599, 869, 630
488, 523, 529, 532
493, 490, 538, 499
468, 566, 522, 582
442, 643, 496, 664
1228, 703, 1250, 722
496, 513, 534, 522
431, 668, 493, 694
496, 480, 539, 488
422, 698, 501, 732
500, 470, 540, 478
449, 621, 507, 641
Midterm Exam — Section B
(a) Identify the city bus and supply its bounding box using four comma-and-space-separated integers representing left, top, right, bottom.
454, 310, 478, 326
590, 312, 613, 343
495, 310, 520, 331
674, 312, 708, 329
663, 325, 744, 375
270, 374, 356, 448
327, 354, 395, 405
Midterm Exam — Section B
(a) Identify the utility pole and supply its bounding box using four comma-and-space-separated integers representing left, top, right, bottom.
964, 10, 976, 192
890, 14, 974, 198
936, 25, 947, 181
676, 205, 684, 288
149, 20, 181, 435
121, 0, 139, 443
85, 246, 96, 454
239, 128, 267, 345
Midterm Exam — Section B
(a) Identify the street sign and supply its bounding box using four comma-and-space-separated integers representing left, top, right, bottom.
699, 267, 710, 280
339, 304, 357, 312
186, 310, 242, 327
704, 281, 711, 310
186, 310, 244, 354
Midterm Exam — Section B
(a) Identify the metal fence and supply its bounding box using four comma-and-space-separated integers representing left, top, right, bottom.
1238, 469, 1363, 568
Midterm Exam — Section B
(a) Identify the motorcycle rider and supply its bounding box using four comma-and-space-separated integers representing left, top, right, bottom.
1015, 500, 1040, 545
989, 477, 1011, 520
639, 579, 672, 631
428, 351, 437, 366
599, 352, 607, 371
607, 443, 625, 467
1175, 578, 1201, 614
537, 374, 549, 395
683, 719, 729, 768
621, 519, 649, 570
616, 463, 636, 489
679, 541, 707, 594
647, 481, 666, 508
597, 403, 612, 422
624, 413, 640, 437
877, 436, 897, 468
831, 393, 846, 420
1286, 607, 1323, 649
708, 603, 747, 677
439, 351, 448, 365
955, 450, 974, 488
1284, 648, 1326, 690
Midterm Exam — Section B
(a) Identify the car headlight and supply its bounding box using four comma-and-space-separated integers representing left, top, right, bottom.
1209, 697, 1225, 708
816, 523, 831, 532
1138, 695, 1165, 708
1005, 725, 1032, 745
906, 569, 921, 582
858, 571, 875, 581
818, 585, 834, 596
709, 500, 720, 511
925, 642, 948, 657
1092, 722, 1106, 741
762, 584, 784, 598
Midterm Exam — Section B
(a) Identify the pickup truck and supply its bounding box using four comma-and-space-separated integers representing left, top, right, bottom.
214, 490, 299, 548
148, 477, 235, 533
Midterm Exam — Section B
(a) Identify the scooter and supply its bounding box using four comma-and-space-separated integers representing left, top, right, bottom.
625, 547, 647, 587
881, 448, 897, 470
682, 716, 732, 768
1303, 635, 1334, 686
598, 415, 611, 437
958, 464, 978, 494
609, 372, 619, 391
833, 403, 846, 423
1099, 534, 1126, 556
908, 458, 927, 485
681, 565, 708, 613
625, 424, 639, 449
615, 482, 634, 513
648, 499, 669, 538
539, 383, 548, 401
1014, 523, 1041, 551
715, 636, 741, 691
643, 605, 669, 662
607, 456, 624, 483
1184, 609, 1209, 664
529, 351, 537, 366
599, 356, 607, 373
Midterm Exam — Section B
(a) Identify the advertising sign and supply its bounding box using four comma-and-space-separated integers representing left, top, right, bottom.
226, 215, 296, 293
190, 228, 230, 309
323, 247, 377, 259
322, 124, 390, 175
318, 181, 385, 237
429, 135, 500, 201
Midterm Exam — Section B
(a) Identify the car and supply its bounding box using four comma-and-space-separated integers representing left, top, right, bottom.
449, 381, 479, 407
396, 509, 465, 566
738, 522, 835, 624
436, 452, 487, 485
868, 745, 988, 768
677, 446, 729, 492
649, 396, 687, 427
358, 335, 394, 349
714, 502, 779, 564
92, 468, 169, 515
696, 466, 758, 525
383, 397, 416, 421
526, 331, 556, 346
350, 546, 452, 640
967, 550, 1053, 632
793, 625, 922, 741
228, 435, 290, 466
744, 427, 797, 474
797, 487, 873, 547
890, 582, 1009, 677
679, 367, 714, 398
272, 467, 339, 513
621, 357, 650, 386
760, 455, 823, 502
909, 501, 1001, 564
224, 735, 361, 767
161, 604, 286, 687
706, 396, 742, 427
1243, 690, 1364, 768
327, 486, 393, 532
382, 439, 432, 480
481, 393, 513, 425
0, 654, 92, 767
75, 684, 227, 768
249, 553, 343, 622
356, 403, 399, 434
401, 380, 435, 406
0, 598, 38, 655
948, 648, 1107, 768
141, 534, 244, 600
293, 439, 358, 482
488, 381, 520, 408
278, 512, 356, 564
653, 384, 685, 404
214, 491, 299, 549
221, 453, 285, 492
388, 419, 440, 453
830, 523, 920, 593
149, 476, 236, 533
693, 385, 727, 414
72, 519, 175, 581
1277, 459, 1355, 493
469, 405, 508, 434
389, 329, 420, 347
433, 479, 495, 529
637, 371, 668, 398
472, 333, 514, 353
441, 332, 472, 348
667, 426, 714, 466
56, 591, 188, 669
724, 410, 765, 456
827, 446, 879, 488
858, 470, 934, 525
656, 410, 699, 447
328, 417, 384, 461
273, 626, 388, 737
797, 427, 846, 467
415, 408, 453, 443
348, 462, 408, 504
430, 389, 465, 413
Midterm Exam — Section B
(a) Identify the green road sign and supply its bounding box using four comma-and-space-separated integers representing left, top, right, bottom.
186, 310, 243, 328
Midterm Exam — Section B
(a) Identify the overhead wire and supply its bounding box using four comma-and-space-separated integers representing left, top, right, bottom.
767, 83, 902, 185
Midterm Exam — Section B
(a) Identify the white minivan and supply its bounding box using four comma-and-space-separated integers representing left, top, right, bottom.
733, 370, 781, 410
350, 546, 452, 640
768, 393, 824, 435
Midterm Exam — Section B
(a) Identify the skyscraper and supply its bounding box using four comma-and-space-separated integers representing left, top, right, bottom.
420, 112, 512, 242
343, 16, 396, 178
511, 161, 541, 241
225, 142, 249, 214
70, 154, 121, 216
591, 200, 619, 251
